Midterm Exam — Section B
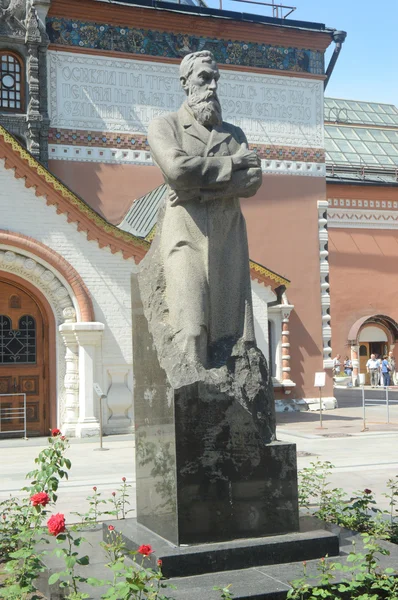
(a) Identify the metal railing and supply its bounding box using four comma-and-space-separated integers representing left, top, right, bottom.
0, 393, 27, 438
326, 162, 398, 182
218, 0, 296, 16
180, 0, 297, 17
360, 386, 398, 431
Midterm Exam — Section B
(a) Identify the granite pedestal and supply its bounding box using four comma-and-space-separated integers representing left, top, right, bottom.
132, 277, 299, 546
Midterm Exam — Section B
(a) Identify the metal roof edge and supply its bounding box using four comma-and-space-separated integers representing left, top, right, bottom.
326, 178, 398, 188
325, 96, 398, 109
98, 0, 329, 33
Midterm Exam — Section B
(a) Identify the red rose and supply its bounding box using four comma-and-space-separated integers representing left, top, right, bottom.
93, 486, 97, 492
364, 489, 372, 495
112, 492, 116, 497
47, 513, 66, 536
138, 544, 153, 556
61, 436, 66, 441
157, 559, 163, 567
31, 492, 50, 507
108, 525, 115, 531
122, 477, 126, 482
51, 428, 61, 437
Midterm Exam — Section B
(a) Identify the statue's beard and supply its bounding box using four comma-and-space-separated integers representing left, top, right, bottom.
187, 86, 222, 127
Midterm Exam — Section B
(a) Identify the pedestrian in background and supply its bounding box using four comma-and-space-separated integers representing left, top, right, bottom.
366, 353, 380, 388
381, 355, 391, 387
344, 355, 353, 387
388, 351, 396, 385
333, 354, 341, 376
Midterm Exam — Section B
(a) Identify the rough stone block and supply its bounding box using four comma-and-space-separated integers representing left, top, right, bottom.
132, 278, 299, 545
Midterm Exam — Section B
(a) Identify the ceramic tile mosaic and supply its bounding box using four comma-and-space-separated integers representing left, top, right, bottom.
46, 17, 324, 75
48, 128, 325, 162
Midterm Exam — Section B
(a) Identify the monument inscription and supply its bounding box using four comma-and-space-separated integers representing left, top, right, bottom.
49, 50, 323, 147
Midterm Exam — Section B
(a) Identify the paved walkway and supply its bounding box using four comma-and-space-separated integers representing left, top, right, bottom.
0, 392, 397, 520
0, 435, 136, 524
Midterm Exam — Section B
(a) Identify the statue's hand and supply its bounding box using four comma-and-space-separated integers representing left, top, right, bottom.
238, 167, 262, 196
232, 143, 261, 171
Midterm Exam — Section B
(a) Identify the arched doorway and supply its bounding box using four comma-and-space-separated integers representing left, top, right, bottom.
0, 277, 50, 436
348, 315, 398, 385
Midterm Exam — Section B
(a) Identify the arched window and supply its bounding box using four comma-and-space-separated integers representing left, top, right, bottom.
0, 51, 24, 112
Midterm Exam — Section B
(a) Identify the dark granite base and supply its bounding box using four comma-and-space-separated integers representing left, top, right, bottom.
106, 517, 339, 579
35, 520, 398, 600
132, 277, 299, 545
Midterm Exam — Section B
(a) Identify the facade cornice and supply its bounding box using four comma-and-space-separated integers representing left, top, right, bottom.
328, 208, 398, 229
48, 0, 332, 53
48, 130, 325, 164
249, 260, 290, 288
0, 125, 149, 261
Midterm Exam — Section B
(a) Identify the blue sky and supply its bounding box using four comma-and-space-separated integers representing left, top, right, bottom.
222, 0, 398, 106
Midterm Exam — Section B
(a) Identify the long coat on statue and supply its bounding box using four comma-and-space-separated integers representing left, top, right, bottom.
138, 102, 263, 387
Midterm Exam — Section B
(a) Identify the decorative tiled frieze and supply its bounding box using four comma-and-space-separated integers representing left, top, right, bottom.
49, 143, 325, 176
48, 51, 324, 147
46, 17, 324, 75
328, 198, 398, 210
328, 209, 398, 229
317, 200, 332, 369
49, 144, 153, 165
262, 160, 325, 176
49, 129, 325, 161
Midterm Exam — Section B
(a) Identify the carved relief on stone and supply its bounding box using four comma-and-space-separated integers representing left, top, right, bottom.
0, 0, 27, 35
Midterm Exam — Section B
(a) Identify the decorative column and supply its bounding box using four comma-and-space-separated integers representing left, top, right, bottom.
59, 321, 105, 437
281, 306, 295, 388
59, 308, 79, 437
351, 344, 359, 386
317, 201, 333, 370
25, 4, 42, 160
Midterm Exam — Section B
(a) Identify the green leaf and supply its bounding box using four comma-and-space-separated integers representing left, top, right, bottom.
65, 555, 77, 568
77, 555, 90, 565
48, 572, 60, 585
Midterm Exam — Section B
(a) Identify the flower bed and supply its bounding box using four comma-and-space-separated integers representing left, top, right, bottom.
0, 431, 233, 600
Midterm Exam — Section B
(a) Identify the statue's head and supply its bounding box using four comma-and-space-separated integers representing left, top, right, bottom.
179, 51, 222, 127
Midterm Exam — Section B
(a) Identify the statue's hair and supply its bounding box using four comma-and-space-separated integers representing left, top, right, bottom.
179, 51, 215, 82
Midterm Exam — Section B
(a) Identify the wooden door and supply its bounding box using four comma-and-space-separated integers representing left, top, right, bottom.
0, 279, 48, 436
359, 342, 370, 385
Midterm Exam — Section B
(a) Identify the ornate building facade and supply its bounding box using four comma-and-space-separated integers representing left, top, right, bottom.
325, 98, 398, 385
0, 0, 338, 436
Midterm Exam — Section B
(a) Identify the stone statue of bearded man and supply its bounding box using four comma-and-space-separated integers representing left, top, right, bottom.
138, 51, 275, 441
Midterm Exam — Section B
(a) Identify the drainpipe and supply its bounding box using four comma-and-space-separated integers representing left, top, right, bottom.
324, 30, 347, 90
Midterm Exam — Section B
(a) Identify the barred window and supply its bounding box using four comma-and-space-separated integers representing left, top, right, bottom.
0, 52, 24, 112
0, 314, 36, 364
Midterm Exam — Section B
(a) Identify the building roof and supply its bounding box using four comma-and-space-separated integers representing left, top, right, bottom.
119, 185, 166, 239
325, 97, 398, 185
98, 0, 329, 33
0, 125, 148, 261
117, 184, 290, 288
325, 98, 398, 127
